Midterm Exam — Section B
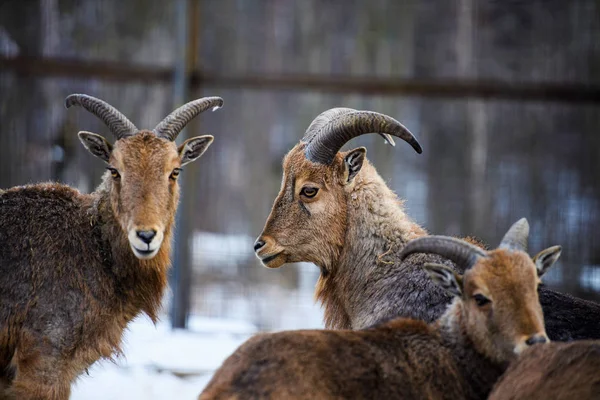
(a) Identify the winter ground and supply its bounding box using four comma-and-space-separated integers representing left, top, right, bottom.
72, 297, 323, 400
71, 316, 258, 400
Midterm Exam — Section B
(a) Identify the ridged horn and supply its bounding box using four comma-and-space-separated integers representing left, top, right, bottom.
303, 108, 397, 147
301, 108, 422, 165
153, 97, 223, 141
65, 94, 138, 140
399, 236, 487, 271
499, 218, 529, 252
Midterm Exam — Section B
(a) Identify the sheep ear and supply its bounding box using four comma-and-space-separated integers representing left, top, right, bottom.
178, 135, 214, 166
78, 131, 112, 162
424, 263, 463, 297
343, 147, 366, 183
533, 245, 562, 277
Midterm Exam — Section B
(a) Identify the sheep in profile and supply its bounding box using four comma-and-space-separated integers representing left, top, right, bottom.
253, 108, 600, 340
488, 340, 600, 400
201, 225, 556, 400
0, 94, 222, 399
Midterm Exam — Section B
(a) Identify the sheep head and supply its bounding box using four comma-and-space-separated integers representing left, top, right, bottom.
66, 94, 222, 260
254, 108, 421, 272
401, 218, 561, 364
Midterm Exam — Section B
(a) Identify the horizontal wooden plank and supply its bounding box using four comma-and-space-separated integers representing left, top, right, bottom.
2, 55, 600, 103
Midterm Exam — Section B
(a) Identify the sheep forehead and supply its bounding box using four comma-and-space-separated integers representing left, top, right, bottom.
465, 251, 538, 297
282, 143, 342, 183
112, 131, 180, 174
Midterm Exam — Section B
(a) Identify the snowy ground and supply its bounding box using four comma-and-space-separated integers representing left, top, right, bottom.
72, 316, 258, 400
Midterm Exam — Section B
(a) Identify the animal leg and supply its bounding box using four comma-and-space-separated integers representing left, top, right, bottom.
6, 348, 74, 400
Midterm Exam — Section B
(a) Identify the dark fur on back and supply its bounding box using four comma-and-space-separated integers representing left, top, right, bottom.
489, 341, 600, 400
0, 180, 170, 398
200, 316, 505, 400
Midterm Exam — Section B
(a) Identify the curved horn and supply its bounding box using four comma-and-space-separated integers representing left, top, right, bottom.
301, 108, 422, 165
65, 94, 138, 140
499, 218, 529, 252
399, 236, 487, 271
153, 97, 223, 141
303, 108, 397, 147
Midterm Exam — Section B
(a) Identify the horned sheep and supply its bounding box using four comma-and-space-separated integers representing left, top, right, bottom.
0, 94, 222, 399
201, 224, 554, 400
253, 108, 600, 340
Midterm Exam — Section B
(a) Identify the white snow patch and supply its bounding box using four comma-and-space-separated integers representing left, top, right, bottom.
72, 315, 254, 400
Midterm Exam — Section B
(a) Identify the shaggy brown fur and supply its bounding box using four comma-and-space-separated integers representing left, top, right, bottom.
255, 143, 600, 340
489, 341, 600, 400
200, 245, 549, 400
0, 131, 211, 399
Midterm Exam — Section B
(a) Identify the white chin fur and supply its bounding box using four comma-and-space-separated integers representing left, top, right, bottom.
127, 229, 164, 260
131, 245, 160, 260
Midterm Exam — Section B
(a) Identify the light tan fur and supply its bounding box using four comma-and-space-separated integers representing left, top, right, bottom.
256, 143, 465, 330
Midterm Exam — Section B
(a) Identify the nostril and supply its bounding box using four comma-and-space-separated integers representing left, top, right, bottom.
137, 230, 157, 244
254, 239, 266, 252
525, 335, 548, 346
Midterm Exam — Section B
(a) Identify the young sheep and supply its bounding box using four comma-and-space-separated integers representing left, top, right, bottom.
0, 94, 222, 400
488, 340, 600, 400
253, 108, 600, 340
200, 226, 556, 400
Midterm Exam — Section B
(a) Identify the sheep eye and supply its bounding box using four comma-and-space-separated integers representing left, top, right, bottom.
300, 187, 318, 198
170, 168, 182, 180
107, 167, 120, 180
473, 294, 491, 307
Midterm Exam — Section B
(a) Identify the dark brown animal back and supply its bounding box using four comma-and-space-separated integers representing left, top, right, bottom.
489, 341, 600, 400
0, 184, 116, 367
200, 319, 472, 400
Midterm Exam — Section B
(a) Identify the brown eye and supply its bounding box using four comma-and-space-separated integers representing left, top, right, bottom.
300, 187, 318, 198
170, 168, 182, 180
473, 294, 491, 307
107, 167, 120, 180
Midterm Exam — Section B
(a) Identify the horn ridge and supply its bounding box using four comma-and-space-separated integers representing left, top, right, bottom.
153, 96, 223, 141
65, 94, 138, 139
303, 109, 422, 165
399, 236, 487, 272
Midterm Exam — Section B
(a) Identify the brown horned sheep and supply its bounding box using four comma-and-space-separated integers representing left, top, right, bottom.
0, 94, 222, 399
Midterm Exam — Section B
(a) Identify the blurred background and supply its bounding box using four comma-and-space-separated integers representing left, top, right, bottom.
1, 0, 599, 398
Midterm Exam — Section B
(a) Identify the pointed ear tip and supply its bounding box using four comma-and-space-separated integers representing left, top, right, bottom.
423, 263, 448, 272
200, 136, 215, 146
77, 131, 95, 139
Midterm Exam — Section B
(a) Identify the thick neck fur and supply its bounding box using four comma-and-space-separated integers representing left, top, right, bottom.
316, 161, 428, 329
437, 301, 509, 400
87, 177, 171, 324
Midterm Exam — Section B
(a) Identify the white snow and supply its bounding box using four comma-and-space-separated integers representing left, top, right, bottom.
71, 315, 257, 400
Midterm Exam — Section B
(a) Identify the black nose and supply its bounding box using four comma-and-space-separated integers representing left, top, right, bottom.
137, 230, 157, 244
254, 239, 266, 252
525, 335, 548, 346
